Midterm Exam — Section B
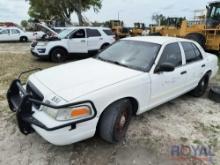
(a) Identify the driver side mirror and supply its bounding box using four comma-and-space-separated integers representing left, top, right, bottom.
155, 62, 175, 73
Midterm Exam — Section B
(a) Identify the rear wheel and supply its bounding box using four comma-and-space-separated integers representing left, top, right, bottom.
190, 74, 209, 97
98, 99, 132, 143
185, 33, 206, 48
50, 48, 67, 63
20, 36, 28, 42
100, 43, 110, 50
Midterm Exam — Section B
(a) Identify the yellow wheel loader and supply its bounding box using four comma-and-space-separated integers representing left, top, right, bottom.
150, 1, 220, 52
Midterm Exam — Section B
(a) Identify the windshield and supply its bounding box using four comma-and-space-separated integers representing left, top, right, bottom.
207, 3, 220, 20
58, 29, 74, 39
97, 40, 161, 72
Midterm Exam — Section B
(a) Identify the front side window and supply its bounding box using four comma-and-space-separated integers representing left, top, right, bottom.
182, 42, 203, 63
11, 29, 20, 34
97, 40, 161, 72
158, 43, 182, 67
71, 29, 85, 38
86, 29, 101, 37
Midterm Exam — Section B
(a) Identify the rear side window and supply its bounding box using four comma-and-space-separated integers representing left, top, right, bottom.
86, 29, 101, 37
103, 29, 114, 36
159, 43, 182, 67
182, 42, 203, 63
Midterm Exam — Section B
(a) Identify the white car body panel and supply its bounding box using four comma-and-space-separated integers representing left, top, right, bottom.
15, 37, 219, 145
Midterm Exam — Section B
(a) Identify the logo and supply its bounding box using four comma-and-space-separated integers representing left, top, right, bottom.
170, 144, 215, 164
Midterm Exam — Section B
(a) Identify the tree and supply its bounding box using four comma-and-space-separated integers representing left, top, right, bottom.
28, 0, 102, 25
152, 14, 166, 25
21, 20, 28, 29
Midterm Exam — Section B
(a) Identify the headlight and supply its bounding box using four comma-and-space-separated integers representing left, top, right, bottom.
43, 104, 94, 121
37, 42, 48, 46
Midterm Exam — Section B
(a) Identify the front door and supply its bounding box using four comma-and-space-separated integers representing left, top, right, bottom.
149, 42, 187, 108
68, 29, 87, 53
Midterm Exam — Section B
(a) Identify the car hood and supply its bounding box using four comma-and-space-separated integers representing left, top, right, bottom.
32, 58, 142, 101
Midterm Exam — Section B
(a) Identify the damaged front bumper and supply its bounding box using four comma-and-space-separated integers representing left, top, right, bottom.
6, 72, 97, 137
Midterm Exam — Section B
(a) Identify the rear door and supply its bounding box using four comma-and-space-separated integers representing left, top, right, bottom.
180, 42, 205, 90
10, 29, 21, 41
0, 29, 10, 41
150, 42, 188, 107
68, 29, 88, 53
86, 28, 103, 51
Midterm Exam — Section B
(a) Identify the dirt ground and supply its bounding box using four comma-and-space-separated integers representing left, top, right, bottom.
0, 43, 220, 165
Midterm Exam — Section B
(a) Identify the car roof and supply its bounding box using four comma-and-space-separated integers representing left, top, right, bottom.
0, 27, 19, 30
64, 26, 111, 30
122, 36, 192, 45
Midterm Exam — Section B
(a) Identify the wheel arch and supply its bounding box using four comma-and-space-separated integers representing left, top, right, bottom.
20, 36, 28, 41
205, 69, 212, 78
100, 42, 110, 49
99, 97, 139, 118
96, 96, 139, 134
49, 46, 68, 57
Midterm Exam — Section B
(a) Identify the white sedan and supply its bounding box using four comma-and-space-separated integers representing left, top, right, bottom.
0, 27, 44, 42
7, 36, 219, 145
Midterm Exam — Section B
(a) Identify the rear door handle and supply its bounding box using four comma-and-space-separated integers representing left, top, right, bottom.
201, 64, 206, 68
81, 40, 86, 43
180, 71, 187, 75
99, 38, 103, 40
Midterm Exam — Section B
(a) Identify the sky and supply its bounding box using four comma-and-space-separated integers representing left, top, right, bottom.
0, 0, 213, 26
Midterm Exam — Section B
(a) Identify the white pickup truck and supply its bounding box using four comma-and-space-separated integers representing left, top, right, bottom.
7, 36, 218, 145
0, 27, 44, 42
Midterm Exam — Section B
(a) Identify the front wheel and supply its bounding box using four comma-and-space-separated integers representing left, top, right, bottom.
98, 99, 133, 143
190, 74, 209, 97
50, 48, 67, 63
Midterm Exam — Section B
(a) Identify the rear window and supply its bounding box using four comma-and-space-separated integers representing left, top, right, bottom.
103, 29, 114, 36
86, 29, 101, 37
181, 42, 203, 63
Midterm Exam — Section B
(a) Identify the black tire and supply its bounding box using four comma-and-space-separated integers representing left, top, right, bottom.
20, 36, 28, 42
190, 74, 209, 97
148, 32, 161, 36
208, 86, 220, 103
50, 48, 67, 63
98, 99, 133, 143
100, 43, 110, 50
185, 33, 206, 48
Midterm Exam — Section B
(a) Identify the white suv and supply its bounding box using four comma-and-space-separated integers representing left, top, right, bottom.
31, 27, 115, 62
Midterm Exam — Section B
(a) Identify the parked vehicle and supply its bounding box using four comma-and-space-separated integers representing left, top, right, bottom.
0, 27, 44, 42
31, 26, 115, 62
7, 36, 218, 145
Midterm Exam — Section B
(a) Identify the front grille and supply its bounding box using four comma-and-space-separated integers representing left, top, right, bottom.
26, 82, 44, 109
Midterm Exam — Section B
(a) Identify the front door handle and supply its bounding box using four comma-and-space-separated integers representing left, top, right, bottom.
81, 40, 86, 43
180, 71, 187, 75
201, 64, 206, 68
